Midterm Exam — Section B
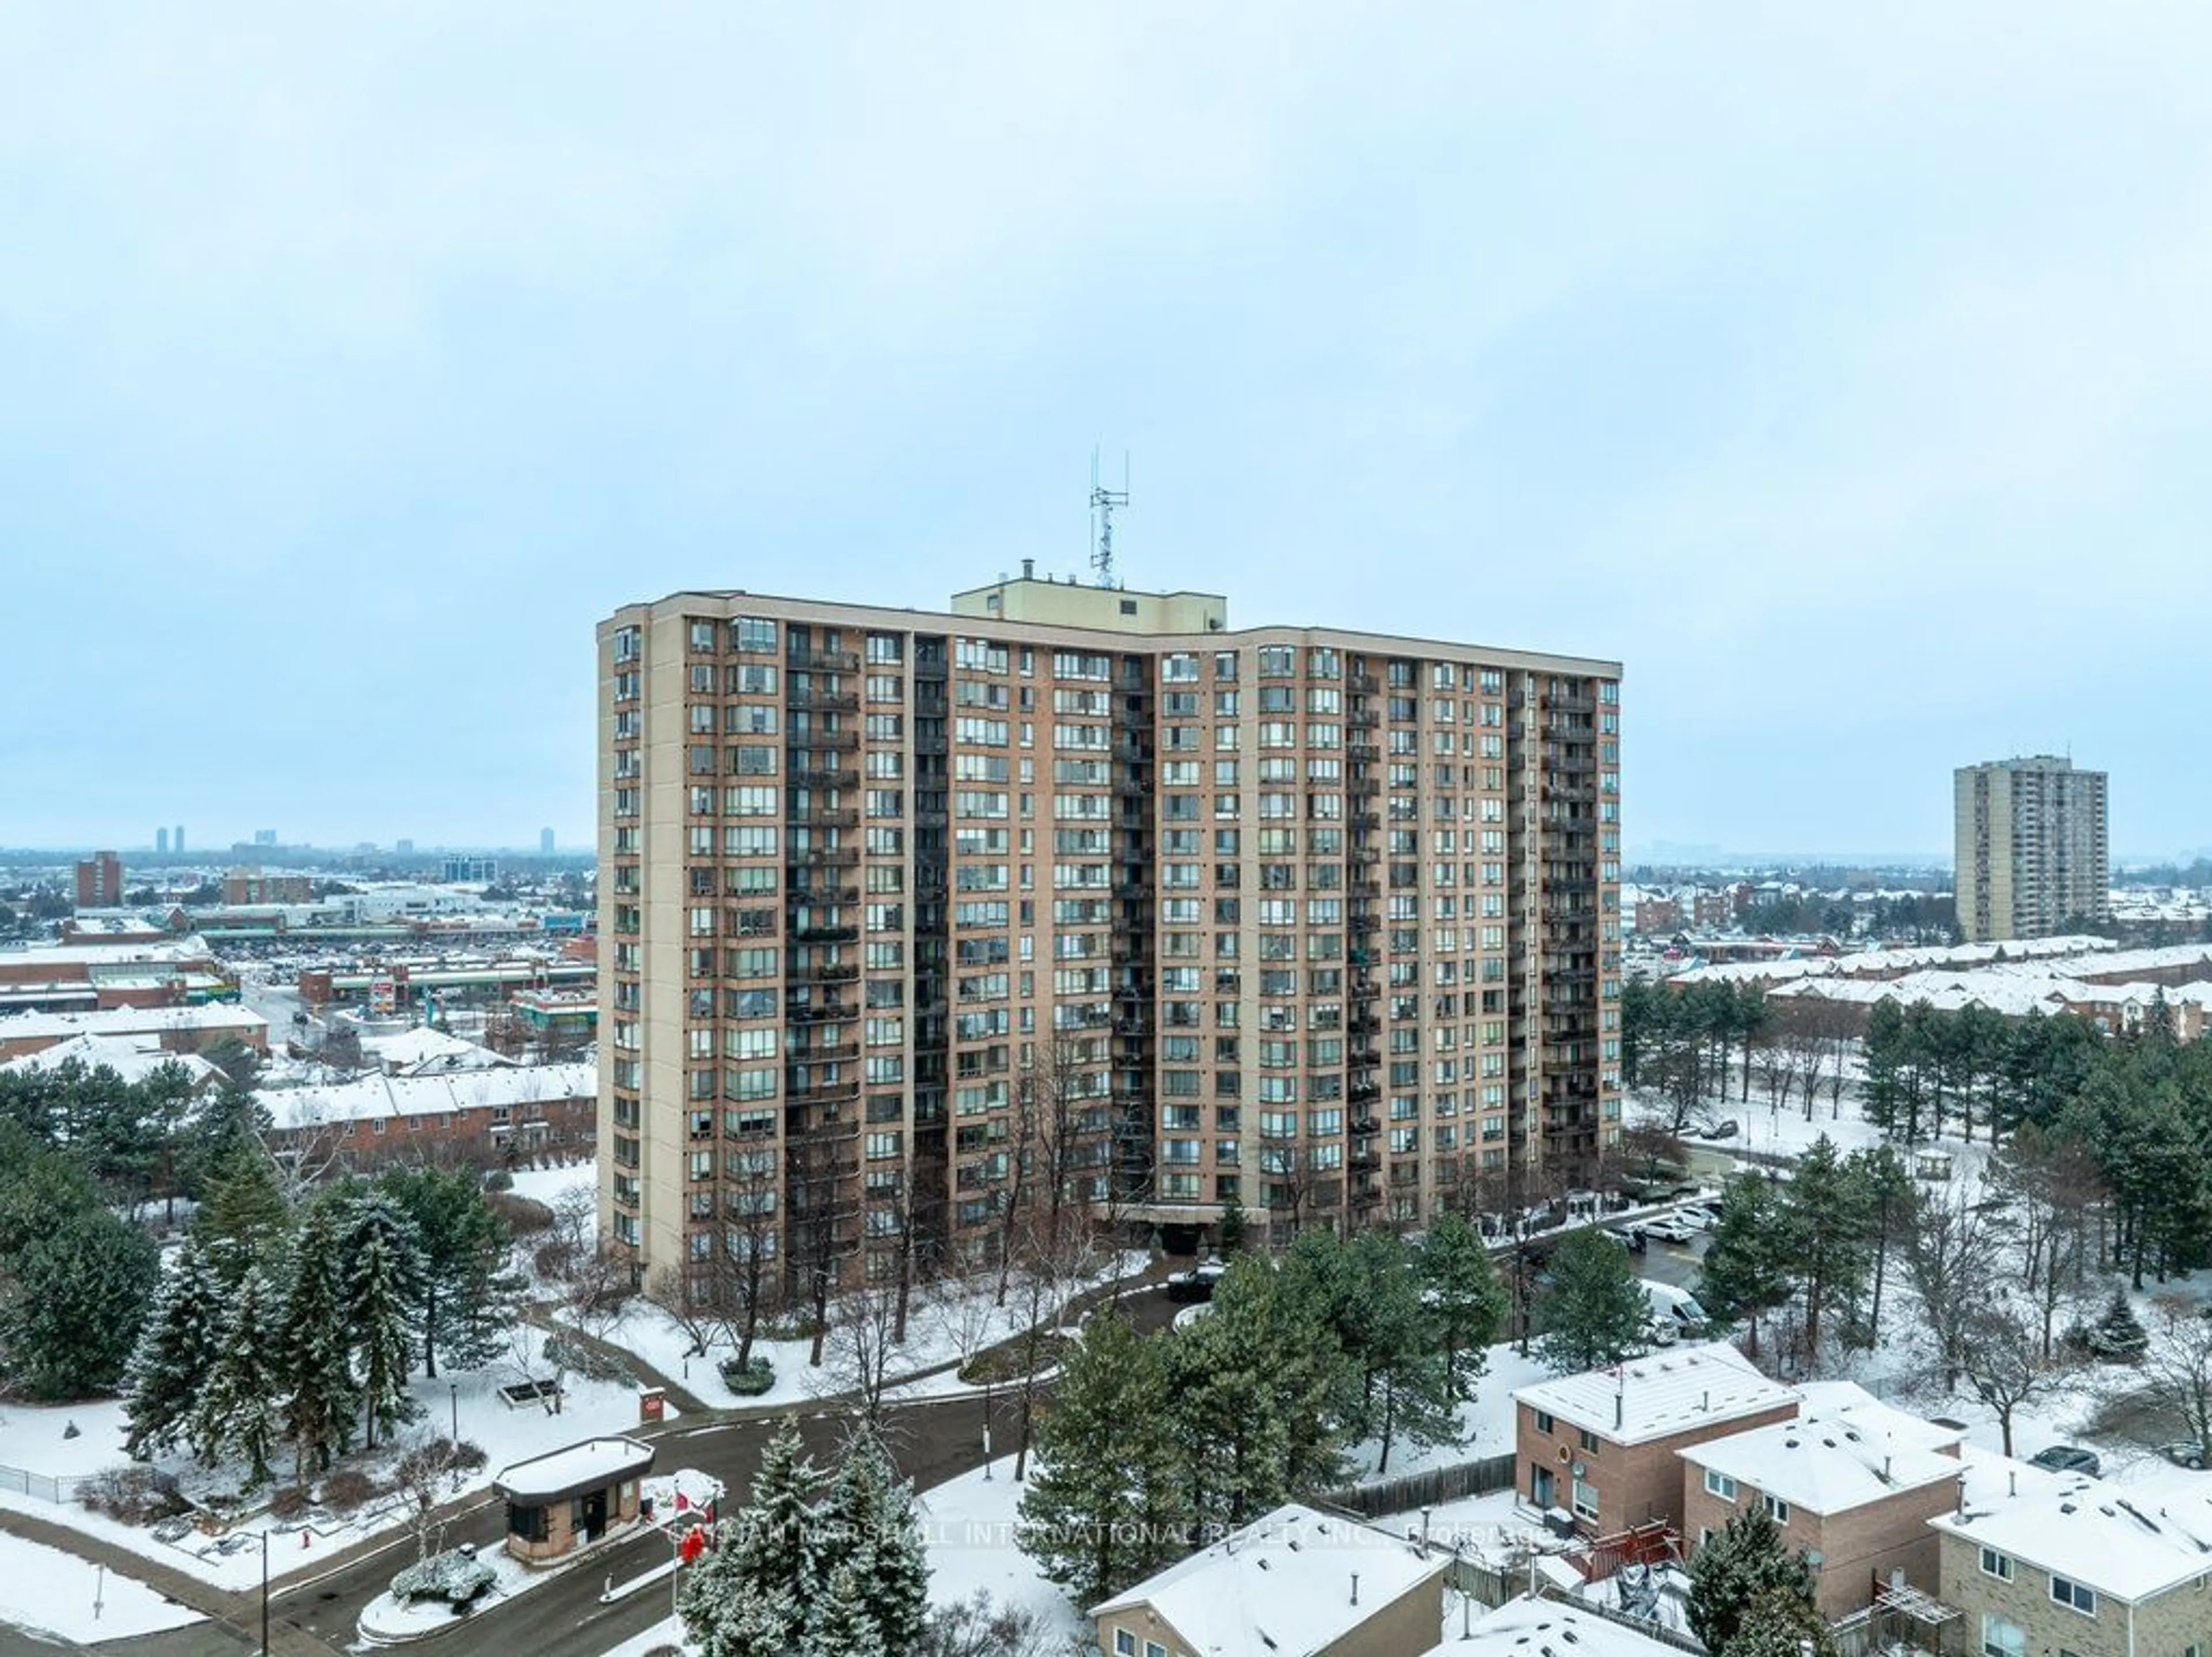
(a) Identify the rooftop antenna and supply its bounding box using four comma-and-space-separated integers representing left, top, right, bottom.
1089, 447, 1130, 588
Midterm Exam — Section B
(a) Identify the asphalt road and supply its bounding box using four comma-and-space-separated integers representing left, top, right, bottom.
62, 1285, 1181, 1657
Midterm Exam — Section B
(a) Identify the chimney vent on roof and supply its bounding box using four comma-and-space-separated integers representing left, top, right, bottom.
1350, 1572, 1359, 1606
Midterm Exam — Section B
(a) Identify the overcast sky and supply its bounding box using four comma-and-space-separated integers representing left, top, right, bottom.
3, 4, 2207, 861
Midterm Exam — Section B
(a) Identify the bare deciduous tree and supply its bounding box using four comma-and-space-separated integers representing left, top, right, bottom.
1904, 1181, 2007, 1391
2139, 1295, 2212, 1466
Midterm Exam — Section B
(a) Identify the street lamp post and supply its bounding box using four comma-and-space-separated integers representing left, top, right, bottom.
982, 1373, 994, 1480
260, 1528, 270, 1657
448, 1380, 459, 1446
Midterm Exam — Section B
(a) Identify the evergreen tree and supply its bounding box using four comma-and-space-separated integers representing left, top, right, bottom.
1, 1202, 160, 1399
123, 1236, 225, 1459
1776, 1135, 1872, 1363
1533, 1227, 1649, 1375
728, 1415, 823, 1601
193, 1144, 290, 1285
1167, 1277, 1296, 1529
1419, 1212, 1507, 1398
1340, 1229, 1456, 1473
1698, 1174, 1793, 1361
191, 1266, 283, 1482
806, 1560, 888, 1657
1726, 1591, 1840, 1657
343, 1195, 427, 1448
379, 1166, 521, 1377
2086, 1289, 2149, 1362
279, 1197, 357, 1473
1687, 1507, 1820, 1656
678, 1543, 798, 1657
1022, 1310, 1187, 1603
819, 1431, 929, 1653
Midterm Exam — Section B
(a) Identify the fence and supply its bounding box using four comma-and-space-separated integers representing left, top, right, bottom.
1318, 1450, 1517, 1520
0, 1464, 91, 1505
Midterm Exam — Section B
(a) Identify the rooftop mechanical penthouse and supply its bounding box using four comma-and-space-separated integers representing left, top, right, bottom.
598, 574, 1622, 1302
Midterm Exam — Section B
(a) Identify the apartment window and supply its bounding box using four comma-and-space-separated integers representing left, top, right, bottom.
1533, 1410, 1554, 1434
2047, 1576, 2095, 1616
1577, 1428, 1598, 1453
1703, 1469, 1736, 1501
1570, 1478, 1597, 1522
1113, 1635, 1135, 1657
1979, 1615, 2024, 1657
1978, 1548, 2012, 1582
1762, 1495, 1789, 1525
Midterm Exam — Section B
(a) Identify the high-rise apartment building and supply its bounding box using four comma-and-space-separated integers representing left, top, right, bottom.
1954, 755, 2108, 943
599, 576, 1623, 1302
74, 850, 123, 909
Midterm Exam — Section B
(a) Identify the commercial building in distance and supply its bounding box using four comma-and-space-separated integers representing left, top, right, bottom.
74, 850, 123, 910
598, 573, 1622, 1301
1954, 756, 2108, 944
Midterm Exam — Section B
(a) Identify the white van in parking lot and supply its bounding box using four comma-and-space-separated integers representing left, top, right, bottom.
1641, 1278, 1710, 1338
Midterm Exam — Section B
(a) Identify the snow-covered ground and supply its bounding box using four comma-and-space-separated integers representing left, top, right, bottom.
578, 1254, 1146, 1410
0, 1531, 204, 1643
0, 1353, 669, 1593
1343, 1341, 1555, 1482
916, 1462, 1088, 1647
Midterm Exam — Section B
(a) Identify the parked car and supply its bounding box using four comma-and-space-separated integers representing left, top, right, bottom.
2028, 1446, 2101, 1477
1674, 1205, 1718, 1232
2157, 1442, 2210, 1470
1699, 1119, 1741, 1140
1604, 1225, 1649, 1254
1642, 1216, 1697, 1245
1641, 1279, 1710, 1336
1164, 1258, 1228, 1304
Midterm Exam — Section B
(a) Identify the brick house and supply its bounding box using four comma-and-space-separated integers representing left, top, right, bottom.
1513, 1342, 1797, 1539
1678, 1393, 1967, 1620
1931, 1457, 2212, 1657
1089, 1504, 1446, 1657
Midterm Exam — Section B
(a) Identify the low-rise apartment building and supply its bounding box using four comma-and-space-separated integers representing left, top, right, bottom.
1931, 1459, 2212, 1657
1514, 1342, 1797, 1538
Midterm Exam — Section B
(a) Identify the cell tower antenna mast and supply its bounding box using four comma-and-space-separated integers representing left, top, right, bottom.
1089, 448, 1130, 588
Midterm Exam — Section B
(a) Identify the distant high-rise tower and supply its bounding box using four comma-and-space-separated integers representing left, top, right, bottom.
540, 827, 556, 854
156, 827, 170, 856
1955, 755, 2109, 942
255, 829, 278, 848
74, 850, 122, 910
175, 824, 185, 854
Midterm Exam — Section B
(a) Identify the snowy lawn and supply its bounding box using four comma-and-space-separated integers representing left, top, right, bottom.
1342, 1340, 1555, 1482
0, 1531, 204, 1643
915, 1462, 1088, 1647
581, 1253, 1148, 1410
0, 1357, 671, 1593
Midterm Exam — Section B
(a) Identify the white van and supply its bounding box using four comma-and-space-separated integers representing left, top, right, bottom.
1641, 1279, 1710, 1338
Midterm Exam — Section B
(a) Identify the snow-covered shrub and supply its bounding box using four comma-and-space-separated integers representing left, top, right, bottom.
389, 1545, 495, 1607
718, 1355, 775, 1395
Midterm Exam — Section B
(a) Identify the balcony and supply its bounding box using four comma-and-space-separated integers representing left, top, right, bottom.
788, 647, 860, 674
791, 1041, 859, 1064
789, 883, 859, 906
803, 728, 861, 753
787, 687, 859, 713
1347, 709, 1378, 730
790, 922, 859, 944
793, 806, 859, 828
786, 1001, 853, 1024
791, 845, 859, 868
790, 767, 859, 792
794, 960, 861, 983
785, 1076, 862, 1106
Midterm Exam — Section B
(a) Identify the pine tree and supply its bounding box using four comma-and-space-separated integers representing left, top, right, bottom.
191, 1267, 283, 1483
379, 1166, 521, 1378
726, 1415, 823, 1599
279, 1197, 357, 1473
1419, 1212, 1507, 1399
1023, 1310, 1187, 1603
1687, 1507, 1820, 1656
820, 1431, 928, 1652
805, 1560, 887, 1657
1775, 1134, 1872, 1364
123, 1236, 225, 1460
343, 1195, 427, 1449
1698, 1173, 1793, 1361
1728, 1594, 1841, 1657
1534, 1227, 1649, 1375
192, 1145, 290, 1286
679, 1539, 799, 1657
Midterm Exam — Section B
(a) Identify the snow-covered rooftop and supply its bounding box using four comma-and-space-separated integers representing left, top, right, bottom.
360, 1026, 513, 1074
494, 1436, 656, 1504
1678, 1401, 1962, 1515
1514, 1343, 1793, 1447
0, 1004, 268, 1043
1090, 1503, 1445, 1657
1421, 1594, 1684, 1657
1931, 1452, 2212, 1603
0, 1033, 222, 1089
257, 1062, 593, 1130
0, 935, 220, 969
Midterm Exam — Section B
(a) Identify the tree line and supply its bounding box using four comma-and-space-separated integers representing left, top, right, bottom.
123, 1157, 520, 1486
1018, 1216, 1506, 1605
